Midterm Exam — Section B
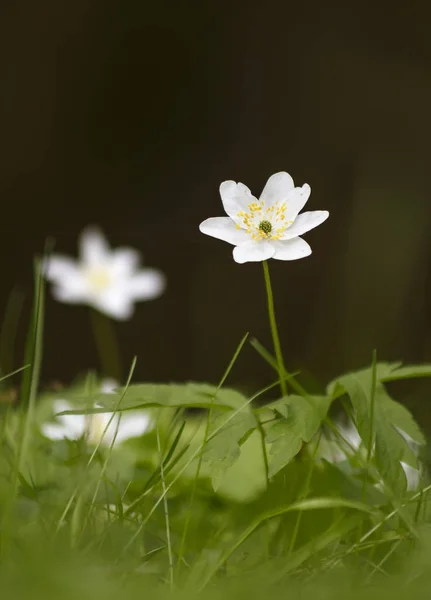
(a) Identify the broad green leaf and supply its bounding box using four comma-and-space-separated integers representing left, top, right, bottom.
215, 430, 267, 502
267, 430, 303, 479
202, 410, 257, 491
71, 382, 247, 412
266, 395, 332, 477
326, 362, 401, 398
332, 366, 425, 493
379, 391, 425, 448
255, 513, 365, 582
197, 497, 375, 591
374, 416, 407, 490
380, 364, 431, 381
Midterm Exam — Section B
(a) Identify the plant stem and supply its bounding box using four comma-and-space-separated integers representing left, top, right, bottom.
90, 308, 122, 381
262, 260, 287, 397
156, 428, 174, 591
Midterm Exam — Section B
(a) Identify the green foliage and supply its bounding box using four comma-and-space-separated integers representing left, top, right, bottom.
329, 363, 427, 495
74, 382, 248, 411
2, 336, 431, 598
263, 395, 333, 477
201, 408, 257, 490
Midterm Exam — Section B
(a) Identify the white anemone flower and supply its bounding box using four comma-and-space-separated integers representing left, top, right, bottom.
41, 379, 151, 445
321, 420, 422, 491
199, 171, 329, 264
43, 227, 165, 320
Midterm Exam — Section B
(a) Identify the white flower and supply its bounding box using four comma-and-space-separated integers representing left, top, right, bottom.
400, 462, 421, 491
337, 421, 362, 451
199, 172, 329, 264
321, 420, 422, 491
43, 227, 165, 320
41, 379, 151, 445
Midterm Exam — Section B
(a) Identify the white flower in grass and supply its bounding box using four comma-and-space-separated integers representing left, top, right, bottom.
199, 172, 329, 264
43, 227, 165, 320
324, 420, 422, 491
41, 379, 151, 445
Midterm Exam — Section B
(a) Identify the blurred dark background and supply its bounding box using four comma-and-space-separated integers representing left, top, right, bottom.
1, 1, 431, 412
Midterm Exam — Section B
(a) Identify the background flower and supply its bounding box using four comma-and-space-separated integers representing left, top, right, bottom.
43, 227, 165, 320
199, 172, 329, 264
41, 379, 152, 445
317, 419, 422, 491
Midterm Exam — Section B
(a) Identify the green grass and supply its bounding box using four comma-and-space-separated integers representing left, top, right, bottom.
2, 272, 431, 599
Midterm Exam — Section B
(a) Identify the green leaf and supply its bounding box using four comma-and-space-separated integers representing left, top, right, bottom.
202, 409, 257, 491
197, 497, 375, 591
73, 382, 247, 412
215, 430, 267, 502
279, 496, 377, 513
267, 429, 303, 479
379, 391, 425, 448
260, 513, 366, 582
332, 367, 425, 493
380, 364, 431, 381
266, 395, 332, 477
374, 415, 407, 490
326, 362, 401, 398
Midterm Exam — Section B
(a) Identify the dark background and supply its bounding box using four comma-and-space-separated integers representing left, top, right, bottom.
1, 1, 431, 412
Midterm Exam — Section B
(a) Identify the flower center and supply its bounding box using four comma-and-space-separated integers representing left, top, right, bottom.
258, 220, 272, 235
85, 268, 112, 292
85, 413, 108, 444
236, 200, 294, 241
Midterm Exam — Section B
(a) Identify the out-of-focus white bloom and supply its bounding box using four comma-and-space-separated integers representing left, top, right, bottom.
199, 172, 329, 264
319, 419, 422, 491
43, 227, 165, 320
316, 420, 362, 464
400, 461, 421, 491
337, 421, 362, 451
41, 379, 151, 445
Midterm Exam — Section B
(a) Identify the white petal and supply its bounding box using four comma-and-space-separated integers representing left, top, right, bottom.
52, 278, 91, 304
233, 240, 275, 264
114, 412, 152, 443
199, 217, 250, 245
98, 413, 119, 445
401, 461, 420, 491
271, 238, 312, 261
49, 400, 86, 439
284, 184, 312, 221
219, 181, 257, 221
58, 414, 87, 437
259, 172, 294, 206
41, 423, 70, 440
93, 290, 134, 320
338, 422, 361, 450
80, 227, 111, 267
100, 379, 119, 394
53, 400, 73, 415
44, 259, 91, 304
126, 269, 166, 301
111, 248, 140, 276
282, 210, 329, 240
43, 255, 80, 283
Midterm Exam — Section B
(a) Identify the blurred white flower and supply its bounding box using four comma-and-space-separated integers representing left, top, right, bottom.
337, 421, 362, 452
320, 420, 422, 491
43, 227, 165, 320
400, 461, 421, 491
41, 379, 151, 445
199, 172, 329, 264
316, 421, 361, 464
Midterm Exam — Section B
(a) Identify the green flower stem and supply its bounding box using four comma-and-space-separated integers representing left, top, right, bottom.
90, 309, 122, 381
262, 260, 287, 397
